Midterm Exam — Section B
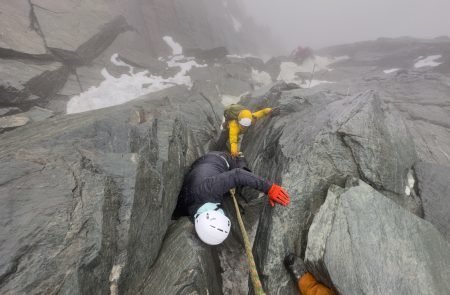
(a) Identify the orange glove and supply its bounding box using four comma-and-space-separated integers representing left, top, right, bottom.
268, 184, 290, 207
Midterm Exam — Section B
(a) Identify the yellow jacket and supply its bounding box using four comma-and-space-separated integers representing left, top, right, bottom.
228, 108, 272, 155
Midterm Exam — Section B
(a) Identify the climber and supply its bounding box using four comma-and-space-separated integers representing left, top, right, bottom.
284, 253, 335, 295
215, 104, 279, 157
173, 151, 290, 245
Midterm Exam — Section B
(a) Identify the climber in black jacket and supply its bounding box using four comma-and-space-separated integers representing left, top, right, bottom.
173, 151, 290, 245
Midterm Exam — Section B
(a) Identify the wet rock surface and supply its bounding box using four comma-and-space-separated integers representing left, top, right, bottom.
135, 218, 222, 295
0, 86, 220, 294
240, 86, 425, 294
414, 161, 450, 241
1, 3, 450, 293
305, 180, 450, 295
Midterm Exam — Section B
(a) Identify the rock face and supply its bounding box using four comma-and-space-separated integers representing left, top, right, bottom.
1, 8, 450, 293
135, 218, 223, 295
414, 161, 450, 241
0, 1, 47, 56
0, 0, 273, 116
316, 37, 450, 166
305, 181, 450, 295
240, 85, 420, 294
0, 86, 221, 294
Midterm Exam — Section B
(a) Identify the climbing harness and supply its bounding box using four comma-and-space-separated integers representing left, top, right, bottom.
229, 188, 266, 295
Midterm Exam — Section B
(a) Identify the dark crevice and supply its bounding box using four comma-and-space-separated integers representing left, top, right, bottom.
337, 131, 400, 196
32, 3, 72, 14
27, 0, 49, 49
0, 48, 56, 62
73, 69, 84, 92
75, 16, 131, 65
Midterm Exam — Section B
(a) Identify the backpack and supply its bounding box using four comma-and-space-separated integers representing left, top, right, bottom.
224, 104, 246, 121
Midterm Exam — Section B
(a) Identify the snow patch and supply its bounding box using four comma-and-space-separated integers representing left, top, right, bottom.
231, 16, 242, 32
221, 95, 241, 106
251, 68, 272, 88
109, 264, 123, 295
405, 186, 411, 196
67, 38, 206, 114
163, 36, 183, 55
414, 55, 442, 68
277, 61, 335, 87
384, 68, 399, 74
227, 53, 261, 60
277, 55, 347, 86
405, 170, 415, 196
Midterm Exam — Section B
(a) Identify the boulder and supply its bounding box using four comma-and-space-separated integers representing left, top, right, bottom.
337, 92, 417, 196
414, 161, 450, 241
240, 89, 419, 294
135, 218, 222, 295
0, 107, 53, 133
0, 115, 30, 131
0, 86, 221, 294
305, 181, 450, 295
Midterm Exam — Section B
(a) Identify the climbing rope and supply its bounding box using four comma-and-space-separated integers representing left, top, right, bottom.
229, 188, 266, 295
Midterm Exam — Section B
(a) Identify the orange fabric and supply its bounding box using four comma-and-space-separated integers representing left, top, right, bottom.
298, 273, 335, 295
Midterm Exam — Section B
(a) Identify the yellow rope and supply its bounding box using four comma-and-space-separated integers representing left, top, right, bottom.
230, 189, 266, 295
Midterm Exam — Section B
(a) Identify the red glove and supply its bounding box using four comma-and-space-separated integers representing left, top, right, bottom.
268, 184, 290, 207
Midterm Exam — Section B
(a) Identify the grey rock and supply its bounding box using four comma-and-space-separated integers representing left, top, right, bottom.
337, 92, 417, 195
0, 107, 53, 133
0, 1, 47, 55
240, 90, 420, 294
414, 161, 450, 241
0, 107, 22, 117
24, 106, 54, 122
0, 58, 63, 107
190, 62, 254, 100
32, 0, 119, 53
136, 218, 222, 295
0, 86, 220, 294
305, 181, 450, 295
0, 114, 30, 130
185, 47, 229, 63
264, 56, 291, 81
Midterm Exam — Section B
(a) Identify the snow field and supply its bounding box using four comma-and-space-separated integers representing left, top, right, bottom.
66, 37, 205, 114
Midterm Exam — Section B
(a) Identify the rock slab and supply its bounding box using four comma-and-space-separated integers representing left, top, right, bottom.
305, 181, 450, 295
414, 161, 450, 241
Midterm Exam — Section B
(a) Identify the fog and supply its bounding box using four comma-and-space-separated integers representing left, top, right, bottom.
242, 0, 450, 52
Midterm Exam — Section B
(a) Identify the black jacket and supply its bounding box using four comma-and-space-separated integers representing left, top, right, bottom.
173, 152, 272, 217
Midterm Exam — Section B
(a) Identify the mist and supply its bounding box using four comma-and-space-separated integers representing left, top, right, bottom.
242, 0, 450, 53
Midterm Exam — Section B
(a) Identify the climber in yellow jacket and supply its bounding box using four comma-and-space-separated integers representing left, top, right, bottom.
223, 104, 275, 157
285, 253, 335, 295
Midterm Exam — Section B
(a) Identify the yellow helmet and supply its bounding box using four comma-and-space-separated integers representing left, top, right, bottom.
238, 110, 252, 127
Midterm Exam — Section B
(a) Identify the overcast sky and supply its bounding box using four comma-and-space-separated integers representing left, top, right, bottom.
241, 0, 450, 52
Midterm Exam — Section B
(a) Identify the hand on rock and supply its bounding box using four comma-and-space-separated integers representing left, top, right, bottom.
268, 184, 290, 207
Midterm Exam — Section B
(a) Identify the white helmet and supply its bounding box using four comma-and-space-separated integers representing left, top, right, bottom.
195, 210, 231, 245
